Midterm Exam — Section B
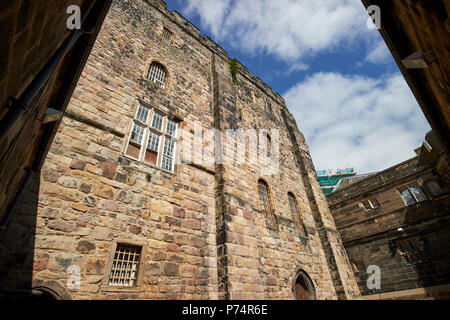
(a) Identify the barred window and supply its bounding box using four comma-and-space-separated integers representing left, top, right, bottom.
125, 103, 179, 172
398, 183, 427, 206
162, 27, 173, 40
148, 62, 167, 88
258, 179, 277, 228
108, 244, 141, 287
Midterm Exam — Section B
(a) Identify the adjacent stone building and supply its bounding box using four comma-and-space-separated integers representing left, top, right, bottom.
0, 0, 360, 300
328, 131, 450, 299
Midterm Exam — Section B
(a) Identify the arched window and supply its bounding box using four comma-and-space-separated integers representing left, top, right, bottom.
258, 179, 277, 228
288, 192, 306, 236
293, 270, 315, 300
148, 62, 167, 88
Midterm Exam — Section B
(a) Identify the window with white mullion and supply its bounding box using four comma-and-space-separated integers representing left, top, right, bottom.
161, 136, 176, 172
135, 104, 149, 124
151, 112, 164, 131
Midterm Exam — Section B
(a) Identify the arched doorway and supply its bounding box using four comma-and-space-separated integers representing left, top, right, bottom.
293, 269, 315, 300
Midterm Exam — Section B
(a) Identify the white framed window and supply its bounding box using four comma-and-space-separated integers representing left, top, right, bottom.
148, 62, 167, 88
398, 183, 427, 206
125, 103, 179, 172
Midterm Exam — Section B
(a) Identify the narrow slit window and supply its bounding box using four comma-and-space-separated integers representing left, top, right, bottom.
288, 192, 306, 235
258, 179, 277, 228
108, 244, 141, 287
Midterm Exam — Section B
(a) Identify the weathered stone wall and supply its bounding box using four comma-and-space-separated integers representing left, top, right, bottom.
0, 0, 361, 300
328, 157, 450, 299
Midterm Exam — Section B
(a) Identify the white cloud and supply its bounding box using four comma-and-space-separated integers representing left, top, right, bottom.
283, 72, 431, 173
365, 39, 392, 64
182, 0, 373, 62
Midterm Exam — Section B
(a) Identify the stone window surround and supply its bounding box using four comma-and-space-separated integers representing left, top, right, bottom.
396, 182, 427, 206
360, 198, 379, 211
142, 58, 171, 91
123, 101, 180, 174
101, 239, 147, 293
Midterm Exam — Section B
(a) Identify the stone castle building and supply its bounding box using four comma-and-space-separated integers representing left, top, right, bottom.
0, 0, 361, 300
328, 131, 450, 299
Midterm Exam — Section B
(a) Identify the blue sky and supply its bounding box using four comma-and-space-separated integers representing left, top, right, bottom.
166, 0, 430, 174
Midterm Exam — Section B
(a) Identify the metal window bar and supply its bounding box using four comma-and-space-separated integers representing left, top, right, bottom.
162, 27, 173, 40
148, 62, 166, 88
108, 244, 141, 287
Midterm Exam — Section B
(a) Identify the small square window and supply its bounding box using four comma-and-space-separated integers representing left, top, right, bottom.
108, 244, 142, 287
162, 27, 173, 40
369, 199, 379, 209
362, 201, 371, 211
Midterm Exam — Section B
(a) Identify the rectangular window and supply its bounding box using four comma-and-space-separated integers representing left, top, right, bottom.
369, 198, 380, 209
136, 104, 149, 123
362, 200, 371, 211
394, 236, 426, 266
152, 112, 164, 131
161, 137, 175, 171
408, 184, 426, 202
166, 119, 177, 137
125, 104, 179, 172
144, 131, 160, 165
398, 183, 427, 206
108, 244, 141, 287
162, 27, 173, 40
